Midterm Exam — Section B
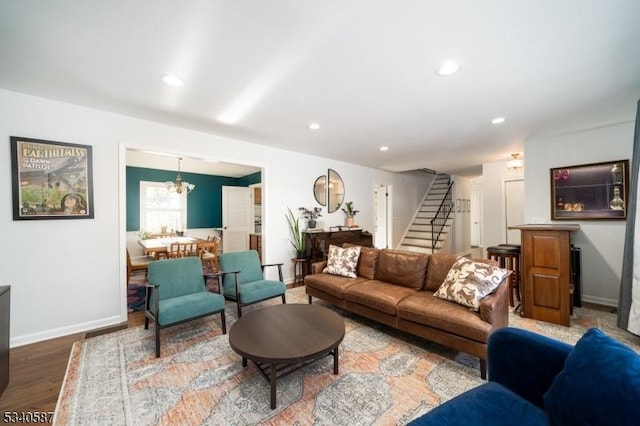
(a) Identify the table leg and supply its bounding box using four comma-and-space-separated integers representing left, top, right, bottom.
333, 345, 339, 374
270, 363, 277, 409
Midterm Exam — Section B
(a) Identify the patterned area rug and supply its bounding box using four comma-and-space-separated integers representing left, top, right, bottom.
55, 287, 640, 425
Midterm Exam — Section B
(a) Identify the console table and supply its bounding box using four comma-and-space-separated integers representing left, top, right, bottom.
304, 229, 373, 271
509, 224, 580, 326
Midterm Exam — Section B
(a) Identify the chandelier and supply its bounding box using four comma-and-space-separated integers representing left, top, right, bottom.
165, 157, 195, 194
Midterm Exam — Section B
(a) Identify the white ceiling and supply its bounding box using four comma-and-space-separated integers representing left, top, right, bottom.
2, 0, 640, 176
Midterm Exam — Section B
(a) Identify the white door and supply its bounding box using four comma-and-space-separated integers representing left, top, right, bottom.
505, 179, 525, 244
374, 184, 390, 249
222, 186, 251, 252
470, 190, 481, 247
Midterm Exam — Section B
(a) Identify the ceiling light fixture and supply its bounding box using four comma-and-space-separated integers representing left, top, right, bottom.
507, 153, 523, 170
379, 146, 389, 151
161, 74, 185, 87
165, 157, 195, 194
491, 117, 506, 125
309, 123, 320, 130
435, 61, 461, 76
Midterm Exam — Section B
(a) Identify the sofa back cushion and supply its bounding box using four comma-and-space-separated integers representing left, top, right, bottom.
543, 328, 640, 426
343, 243, 380, 279
425, 253, 498, 291
375, 249, 429, 290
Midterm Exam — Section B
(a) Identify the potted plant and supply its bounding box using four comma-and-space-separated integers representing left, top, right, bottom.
341, 201, 360, 227
286, 208, 306, 258
299, 206, 322, 229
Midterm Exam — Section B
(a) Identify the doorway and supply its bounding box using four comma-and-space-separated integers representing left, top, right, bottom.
470, 190, 481, 247
373, 184, 391, 249
504, 179, 524, 244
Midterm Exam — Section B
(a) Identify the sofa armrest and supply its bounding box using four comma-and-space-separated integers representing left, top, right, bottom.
488, 327, 572, 408
311, 261, 327, 274
479, 280, 509, 327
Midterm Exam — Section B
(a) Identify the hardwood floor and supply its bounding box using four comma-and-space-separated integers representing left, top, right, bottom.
0, 312, 146, 414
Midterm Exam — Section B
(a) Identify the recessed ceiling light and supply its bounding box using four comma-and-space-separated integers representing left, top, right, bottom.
435, 61, 461, 76
491, 117, 506, 125
380, 146, 389, 151
309, 123, 320, 130
161, 74, 184, 87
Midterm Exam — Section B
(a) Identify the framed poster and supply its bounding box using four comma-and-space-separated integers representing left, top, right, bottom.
550, 159, 628, 220
10, 136, 94, 220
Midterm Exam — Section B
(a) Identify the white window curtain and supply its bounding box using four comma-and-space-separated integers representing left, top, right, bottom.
618, 99, 640, 336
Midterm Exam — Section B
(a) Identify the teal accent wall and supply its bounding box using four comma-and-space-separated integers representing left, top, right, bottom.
126, 166, 261, 231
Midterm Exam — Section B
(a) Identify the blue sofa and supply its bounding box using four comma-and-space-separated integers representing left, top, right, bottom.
410, 327, 640, 425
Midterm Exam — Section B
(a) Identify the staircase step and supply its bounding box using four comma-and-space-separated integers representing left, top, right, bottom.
398, 245, 435, 255
402, 238, 444, 247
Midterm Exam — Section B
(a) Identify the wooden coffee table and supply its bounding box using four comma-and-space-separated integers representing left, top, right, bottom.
228, 304, 345, 409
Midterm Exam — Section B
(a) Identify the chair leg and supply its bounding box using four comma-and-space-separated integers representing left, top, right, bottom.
237, 303, 242, 318
144, 316, 149, 329
308, 295, 312, 304
155, 324, 161, 358
480, 359, 487, 380
282, 294, 286, 304
220, 311, 227, 334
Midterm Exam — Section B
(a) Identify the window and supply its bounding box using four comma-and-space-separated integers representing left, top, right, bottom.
139, 181, 187, 232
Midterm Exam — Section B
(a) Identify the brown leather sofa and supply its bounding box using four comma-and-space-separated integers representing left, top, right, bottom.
304, 247, 510, 378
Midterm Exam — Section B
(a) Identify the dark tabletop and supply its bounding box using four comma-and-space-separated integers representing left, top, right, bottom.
229, 304, 345, 363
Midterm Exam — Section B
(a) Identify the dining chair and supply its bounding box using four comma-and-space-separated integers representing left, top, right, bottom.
217, 250, 286, 317
145, 257, 226, 357
198, 239, 220, 271
126, 249, 155, 283
168, 242, 199, 258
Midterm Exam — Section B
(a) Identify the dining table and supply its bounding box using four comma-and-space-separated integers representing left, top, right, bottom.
138, 236, 201, 258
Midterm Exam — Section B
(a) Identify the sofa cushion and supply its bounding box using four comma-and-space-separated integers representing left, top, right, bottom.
543, 327, 640, 426
408, 382, 548, 426
433, 257, 509, 311
323, 244, 361, 278
345, 280, 418, 315
375, 249, 429, 290
397, 291, 492, 342
343, 243, 380, 279
424, 253, 459, 291
304, 273, 368, 300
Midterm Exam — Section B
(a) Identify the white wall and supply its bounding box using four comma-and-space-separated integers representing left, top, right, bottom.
0, 89, 430, 346
524, 122, 634, 306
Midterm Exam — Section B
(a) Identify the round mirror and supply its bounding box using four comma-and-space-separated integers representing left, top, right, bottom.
328, 169, 345, 213
313, 175, 327, 206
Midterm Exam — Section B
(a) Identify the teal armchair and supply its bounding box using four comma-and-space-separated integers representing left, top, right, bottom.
145, 257, 226, 357
217, 250, 286, 317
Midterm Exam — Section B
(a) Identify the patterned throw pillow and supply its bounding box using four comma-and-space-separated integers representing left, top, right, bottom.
433, 257, 510, 311
323, 245, 362, 278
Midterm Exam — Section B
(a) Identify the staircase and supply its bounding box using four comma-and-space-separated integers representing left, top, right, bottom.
398, 174, 454, 254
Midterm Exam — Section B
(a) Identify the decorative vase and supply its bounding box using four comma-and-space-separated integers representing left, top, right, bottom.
296, 250, 306, 259
345, 217, 355, 227
307, 219, 317, 229
610, 186, 625, 211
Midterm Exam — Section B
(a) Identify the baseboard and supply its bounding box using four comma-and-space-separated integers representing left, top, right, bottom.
10, 315, 123, 348
581, 295, 618, 308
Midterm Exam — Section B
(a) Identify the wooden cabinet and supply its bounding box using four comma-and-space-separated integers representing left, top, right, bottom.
250, 234, 262, 260
304, 229, 373, 271
511, 224, 579, 326
0, 286, 9, 397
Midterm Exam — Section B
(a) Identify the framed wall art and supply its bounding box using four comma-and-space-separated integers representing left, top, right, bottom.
550, 159, 628, 220
10, 136, 94, 220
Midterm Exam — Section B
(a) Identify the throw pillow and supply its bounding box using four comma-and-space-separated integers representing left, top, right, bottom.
433, 257, 510, 311
323, 244, 361, 278
543, 328, 640, 426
